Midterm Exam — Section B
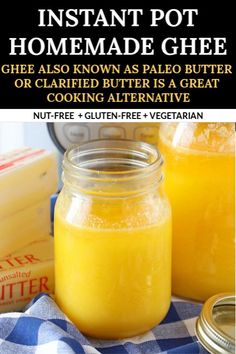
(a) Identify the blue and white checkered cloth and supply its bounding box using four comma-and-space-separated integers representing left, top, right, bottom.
0, 293, 208, 354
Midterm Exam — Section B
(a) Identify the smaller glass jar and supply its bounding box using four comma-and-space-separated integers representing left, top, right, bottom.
54, 139, 171, 339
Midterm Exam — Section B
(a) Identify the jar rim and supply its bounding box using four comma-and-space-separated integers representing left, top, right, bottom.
63, 139, 163, 180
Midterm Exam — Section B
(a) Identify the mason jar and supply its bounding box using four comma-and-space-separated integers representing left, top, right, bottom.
54, 139, 171, 339
158, 123, 235, 302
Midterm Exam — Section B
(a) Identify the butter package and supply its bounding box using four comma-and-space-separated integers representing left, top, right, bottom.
0, 237, 54, 313
0, 147, 58, 219
0, 199, 51, 257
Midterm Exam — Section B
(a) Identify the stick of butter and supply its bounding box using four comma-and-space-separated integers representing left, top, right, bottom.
0, 199, 51, 257
0, 147, 58, 219
0, 237, 54, 313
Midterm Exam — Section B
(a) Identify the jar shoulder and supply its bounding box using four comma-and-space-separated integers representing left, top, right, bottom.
55, 188, 171, 229
159, 123, 235, 154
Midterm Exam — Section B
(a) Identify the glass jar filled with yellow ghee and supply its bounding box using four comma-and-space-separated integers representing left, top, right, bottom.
54, 139, 171, 339
158, 123, 235, 302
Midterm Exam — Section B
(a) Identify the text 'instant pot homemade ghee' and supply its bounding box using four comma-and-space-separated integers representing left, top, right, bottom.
54, 139, 171, 339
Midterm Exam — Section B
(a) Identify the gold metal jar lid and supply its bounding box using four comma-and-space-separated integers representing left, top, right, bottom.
195, 293, 235, 354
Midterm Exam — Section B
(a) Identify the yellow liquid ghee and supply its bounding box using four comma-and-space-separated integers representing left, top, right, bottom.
159, 123, 235, 301
55, 191, 171, 339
